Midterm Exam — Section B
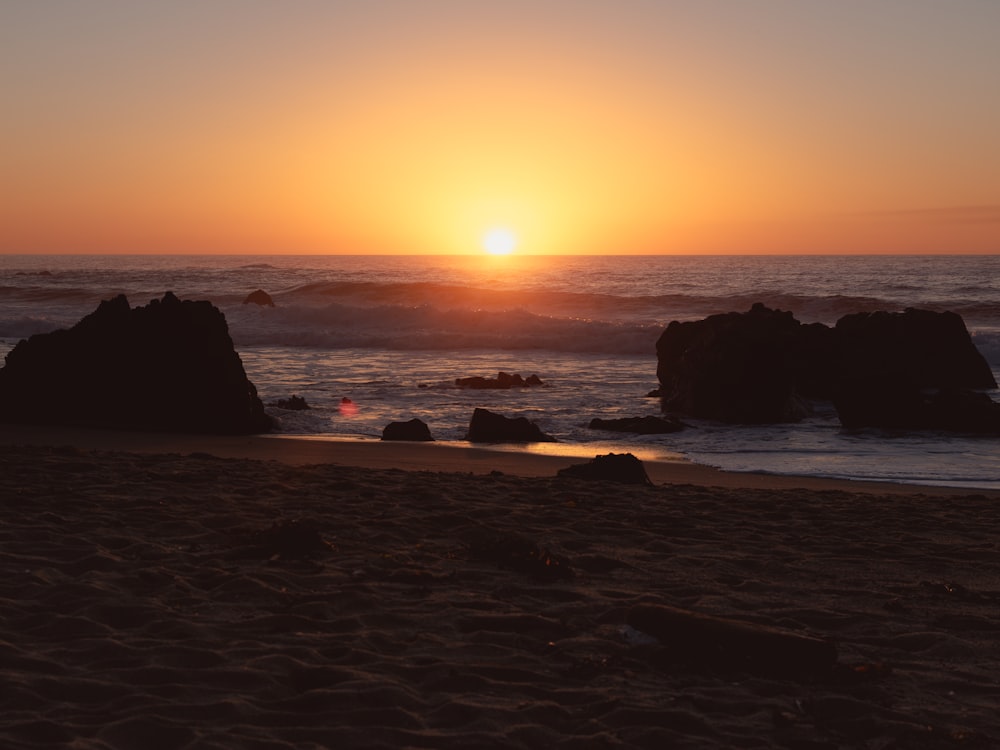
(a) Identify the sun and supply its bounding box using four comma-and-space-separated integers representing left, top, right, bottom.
481, 227, 518, 255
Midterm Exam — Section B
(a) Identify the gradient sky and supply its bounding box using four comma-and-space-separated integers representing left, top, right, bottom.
3, 1, 999, 255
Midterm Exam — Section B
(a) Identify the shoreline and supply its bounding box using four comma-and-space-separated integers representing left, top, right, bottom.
2, 423, 995, 497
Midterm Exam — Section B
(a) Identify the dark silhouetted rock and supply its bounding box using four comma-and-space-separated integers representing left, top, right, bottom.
831, 308, 998, 431
243, 289, 275, 307
834, 383, 1000, 433
656, 303, 833, 424
835, 308, 995, 390
557, 453, 652, 485
270, 395, 310, 410
656, 303, 998, 432
0, 292, 271, 434
381, 417, 434, 441
456, 372, 544, 389
588, 415, 685, 434
466, 408, 555, 443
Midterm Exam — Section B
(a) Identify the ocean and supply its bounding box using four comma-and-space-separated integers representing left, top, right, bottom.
2, 253, 998, 490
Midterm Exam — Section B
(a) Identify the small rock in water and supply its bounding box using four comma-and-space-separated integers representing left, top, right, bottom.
455, 372, 544, 389
243, 289, 275, 307
270, 395, 310, 410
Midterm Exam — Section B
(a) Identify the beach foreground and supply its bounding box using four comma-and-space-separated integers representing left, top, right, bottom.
2, 431, 1000, 748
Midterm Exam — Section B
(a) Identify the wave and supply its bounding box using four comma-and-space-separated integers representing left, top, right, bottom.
222, 284, 1000, 364
0, 317, 79, 341
227, 301, 662, 355
973, 330, 1000, 369
0, 285, 104, 304
4, 265, 999, 363
288, 281, 1000, 320
251, 280, 933, 325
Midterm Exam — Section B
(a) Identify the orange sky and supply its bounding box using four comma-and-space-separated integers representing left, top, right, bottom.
2, 2, 999, 255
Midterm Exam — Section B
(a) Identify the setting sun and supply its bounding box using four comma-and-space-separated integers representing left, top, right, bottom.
2, 4, 999, 256
482, 228, 518, 255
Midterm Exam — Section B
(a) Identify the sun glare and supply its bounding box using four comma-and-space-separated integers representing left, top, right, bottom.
482, 227, 518, 255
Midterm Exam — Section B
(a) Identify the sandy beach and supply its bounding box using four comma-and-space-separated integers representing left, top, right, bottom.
2, 426, 1000, 748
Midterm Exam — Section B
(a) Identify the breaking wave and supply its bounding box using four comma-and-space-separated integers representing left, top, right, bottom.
225, 300, 662, 355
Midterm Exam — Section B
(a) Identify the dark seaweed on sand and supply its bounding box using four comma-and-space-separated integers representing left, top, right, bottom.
464, 528, 574, 582
247, 518, 332, 561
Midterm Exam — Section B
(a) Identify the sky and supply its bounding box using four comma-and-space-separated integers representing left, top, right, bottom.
2, 1, 999, 255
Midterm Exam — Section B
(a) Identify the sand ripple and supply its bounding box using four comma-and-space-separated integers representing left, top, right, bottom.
2, 445, 1000, 748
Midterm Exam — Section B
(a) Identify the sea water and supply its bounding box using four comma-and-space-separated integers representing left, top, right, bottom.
2, 254, 998, 490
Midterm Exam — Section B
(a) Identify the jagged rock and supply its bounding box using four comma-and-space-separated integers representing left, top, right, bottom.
832, 308, 998, 431
835, 384, 1000, 433
835, 308, 995, 390
243, 289, 275, 307
557, 453, 652, 485
456, 372, 544, 389
381, 417, 434, 441
466, 408, 555, 443
656, 303, 998, 431
270, 395, 310, 410
0, 292, 271, 434
588, 415, 685, 434
655, 303, 832, 423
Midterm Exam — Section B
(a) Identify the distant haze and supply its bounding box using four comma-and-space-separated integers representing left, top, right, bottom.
2, 1, 998, 255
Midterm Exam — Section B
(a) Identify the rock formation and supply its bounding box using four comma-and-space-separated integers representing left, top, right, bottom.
456, 372, 544, 389
466, 408, 555, 443
381, 418, 434, 441
831, 308, 998, 430
0, 292, 272, 434
270, 395, 310, 410
656, 304, 999, 432
557, 453, 653, 485
243, 289, 275, 307
655, 303, 833, 423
